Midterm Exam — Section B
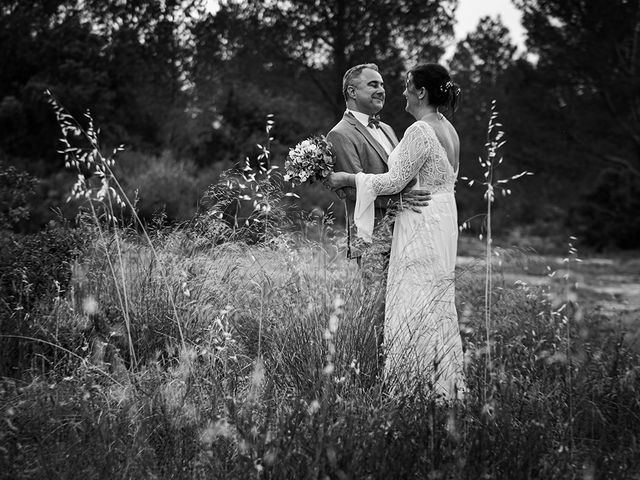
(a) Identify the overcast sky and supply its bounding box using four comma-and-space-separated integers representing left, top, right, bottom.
454, 0, 526, 49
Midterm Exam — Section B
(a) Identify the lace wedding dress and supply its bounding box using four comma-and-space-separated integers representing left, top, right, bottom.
354, 120, 465, 399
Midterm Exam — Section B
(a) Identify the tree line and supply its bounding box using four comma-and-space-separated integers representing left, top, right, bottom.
0, 0, 638, 250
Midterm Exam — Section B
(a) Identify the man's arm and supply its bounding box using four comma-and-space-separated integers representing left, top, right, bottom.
326, 129, 359, 203
327, 129, 398, 208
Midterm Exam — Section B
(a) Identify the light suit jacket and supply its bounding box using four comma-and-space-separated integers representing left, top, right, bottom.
326, 111, 400, 221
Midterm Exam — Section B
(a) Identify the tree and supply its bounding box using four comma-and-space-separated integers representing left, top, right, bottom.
449, 15, 518, 131
0, 0, 204, 170
511, 0, 640, 249
189, 2, 332, 166
0, 0, 207, 228
514, 0, 640, 175
451, 15, 517, 90
194, 0, 457, 122
449, 16, 525, 226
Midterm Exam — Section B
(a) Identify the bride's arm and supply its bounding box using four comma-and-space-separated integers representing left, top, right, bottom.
328, 123, 436, 195
366, 122, 436, 195
329, 123, 437, 241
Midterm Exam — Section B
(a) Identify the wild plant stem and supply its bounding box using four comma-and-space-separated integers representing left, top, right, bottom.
49, 93, 186, 351
0, 334, 126, 387
483, 107, 496, 403
484, 195, 492, 399
567, 312, 574, 458
107, 193, 137, 368
257, 286, 264, 359
565, 240, 575, 458
101, 169, 187, 351
85, 198, 135, 364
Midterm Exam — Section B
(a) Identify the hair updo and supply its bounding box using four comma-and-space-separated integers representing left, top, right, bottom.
408, 63, 461, 115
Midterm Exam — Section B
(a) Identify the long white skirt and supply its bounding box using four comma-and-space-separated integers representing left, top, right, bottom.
384, 192, 465, 399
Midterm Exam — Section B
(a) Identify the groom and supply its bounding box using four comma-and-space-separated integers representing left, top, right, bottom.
327, 63, 398, 257
327, 64, 429, 255
327, 63, 428, 376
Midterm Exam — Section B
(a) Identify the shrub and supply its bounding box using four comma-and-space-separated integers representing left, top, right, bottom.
569, 167, 640, 250
0, 160, 38, 230
115, 150, 224, 224
0, 220, 89, 376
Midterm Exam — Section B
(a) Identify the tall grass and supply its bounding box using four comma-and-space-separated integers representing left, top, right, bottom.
461, 100, 533, 403
1, 102, 639, 479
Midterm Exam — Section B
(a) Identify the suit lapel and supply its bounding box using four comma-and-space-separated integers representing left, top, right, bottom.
345, 112, 389, 164
380, 123, 398, 148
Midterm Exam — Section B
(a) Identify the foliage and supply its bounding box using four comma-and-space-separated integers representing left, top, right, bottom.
514, 0, 640, 175
116, 150, 223, 224
0, 161, 38, 229
505, 0, 640, 249
449, 11, 635, 248
197, 162, 296, 245
450, 16, 549, 233
0, 0, 203, 170
1, 226, 639, 478
1, 1, 638, 248
0, 220, 88, 376
569, 168, 640, 251
451, 15, 517, 96
192, 0, 456, 134
190, 7, 336, 168
2, 104, 639, 477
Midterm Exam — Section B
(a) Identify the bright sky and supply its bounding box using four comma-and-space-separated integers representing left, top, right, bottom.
454, 0, 526, 49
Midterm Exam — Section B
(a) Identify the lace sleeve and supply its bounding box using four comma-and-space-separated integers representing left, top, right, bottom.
369, 122, 437, 195
353, 122, 438, 242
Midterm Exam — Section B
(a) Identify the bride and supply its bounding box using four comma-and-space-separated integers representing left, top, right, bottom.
327, 64, 465, 399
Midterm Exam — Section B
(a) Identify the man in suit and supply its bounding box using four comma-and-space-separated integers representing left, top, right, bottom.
327, 63, 429, 379
327, 63, 429, 257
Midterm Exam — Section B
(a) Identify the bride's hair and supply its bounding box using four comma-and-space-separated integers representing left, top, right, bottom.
409, 64, 461, 115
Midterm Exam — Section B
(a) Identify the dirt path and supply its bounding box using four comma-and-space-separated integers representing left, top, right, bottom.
457, 254, 640, 319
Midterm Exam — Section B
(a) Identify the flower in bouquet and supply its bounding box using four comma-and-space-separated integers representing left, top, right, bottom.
284, 135, 334, 187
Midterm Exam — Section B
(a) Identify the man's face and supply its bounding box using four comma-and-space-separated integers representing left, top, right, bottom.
348, 68, 385, 115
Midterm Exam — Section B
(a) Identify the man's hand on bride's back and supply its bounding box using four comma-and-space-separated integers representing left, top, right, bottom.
390, 179, 431, 214
400, 189, 431, 212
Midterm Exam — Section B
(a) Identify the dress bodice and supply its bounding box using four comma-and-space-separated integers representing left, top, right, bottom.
370, 121, 457, 196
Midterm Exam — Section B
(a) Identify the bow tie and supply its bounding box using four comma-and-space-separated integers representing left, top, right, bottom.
367, 114, 381, 129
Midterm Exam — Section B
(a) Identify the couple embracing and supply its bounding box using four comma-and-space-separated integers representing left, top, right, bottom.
325, 63, 465, 400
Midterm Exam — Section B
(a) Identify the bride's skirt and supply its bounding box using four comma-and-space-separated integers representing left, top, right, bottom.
384, 192, 465, 400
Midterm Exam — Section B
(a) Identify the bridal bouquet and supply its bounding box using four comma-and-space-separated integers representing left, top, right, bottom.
284, 135, 334, 187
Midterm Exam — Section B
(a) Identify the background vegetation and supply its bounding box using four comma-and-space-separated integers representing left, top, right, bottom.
1, 157, 639, 478
1, 0, 639, 250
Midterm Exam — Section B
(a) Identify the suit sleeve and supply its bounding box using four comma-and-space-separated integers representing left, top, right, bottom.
327, 128, 394, 208
327, 130, 360, 203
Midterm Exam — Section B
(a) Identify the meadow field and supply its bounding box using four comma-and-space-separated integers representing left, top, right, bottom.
2, 95, 639, 480
1, 210, 639, 479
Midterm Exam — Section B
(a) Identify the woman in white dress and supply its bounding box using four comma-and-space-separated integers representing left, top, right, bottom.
328, 64, 465, 400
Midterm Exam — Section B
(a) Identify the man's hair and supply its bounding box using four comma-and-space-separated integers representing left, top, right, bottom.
342, 63, 379, 102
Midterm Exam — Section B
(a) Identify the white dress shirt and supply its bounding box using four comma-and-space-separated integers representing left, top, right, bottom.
348, 109, 394, 156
